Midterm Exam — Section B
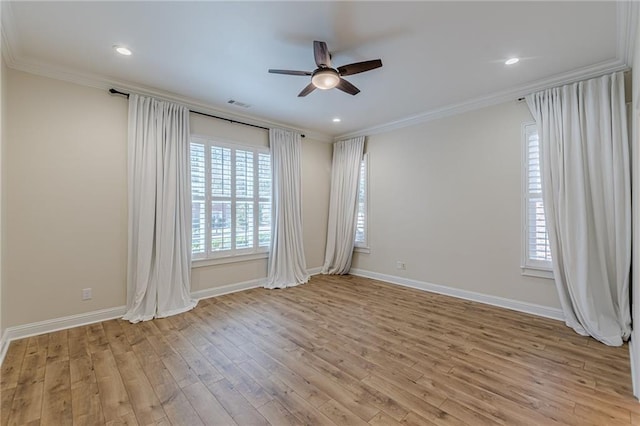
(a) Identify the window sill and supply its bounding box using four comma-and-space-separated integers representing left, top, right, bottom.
192, 252, 268, 268
354, 246, 370, 254
521, 266, 554, 280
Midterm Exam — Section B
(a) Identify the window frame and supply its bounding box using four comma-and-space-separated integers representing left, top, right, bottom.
521, 122, 553, 279
354, 153, 370, 253
190, 136, 271, 266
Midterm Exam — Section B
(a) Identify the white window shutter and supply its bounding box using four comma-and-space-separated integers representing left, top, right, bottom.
523, 124, 552, 270
190, 140, 271, 259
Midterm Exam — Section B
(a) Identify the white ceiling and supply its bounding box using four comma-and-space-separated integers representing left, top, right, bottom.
1, 1, 634, 139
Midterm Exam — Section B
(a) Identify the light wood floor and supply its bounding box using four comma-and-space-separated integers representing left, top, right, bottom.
1, 274, 638, 425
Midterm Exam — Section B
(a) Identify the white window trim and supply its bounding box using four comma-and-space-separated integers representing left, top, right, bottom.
522, 265, 554, 280
192, 252, 269, 268
354, 153, 370, 251
191, 136, 271, 262
521, 122, 553, 280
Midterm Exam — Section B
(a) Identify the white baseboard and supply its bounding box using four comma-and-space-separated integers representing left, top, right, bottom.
0, 305, 126, 364
349, 268, 564, 322
308, 266, 323, 276
191, 278, 264, 301
0, 279, 260, 365
2, 266, 557, 367
0, 270, 326, 365
0, 330, 10, 367
192, 266, 323, 301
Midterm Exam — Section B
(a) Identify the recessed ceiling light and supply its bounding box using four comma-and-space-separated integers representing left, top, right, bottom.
114, 45, 132, 56
505, 57, 519, 65
332, 118, 341, 123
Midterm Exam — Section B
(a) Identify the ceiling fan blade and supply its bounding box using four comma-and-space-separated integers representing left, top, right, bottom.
298, 83, 316, 97
336, 78, 360, 96
313, 40, 331, 68
337, 59, 383, 76
269, 69, 312, 76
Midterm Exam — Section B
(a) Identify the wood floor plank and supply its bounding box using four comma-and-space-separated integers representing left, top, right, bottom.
41, 359, 72, 425
235, 358, 337, 425
257, 399, 301, 426
204, 378, 270, 426
318, 398, 371, 426
69, 326, 105, 425
105, 410, 139, 426
1, 339, 27, 391
7, 381, 43, 425
238, 338, 377, 421
159, 390, 204, 426
1, 274, 637, 425
182, 381, 237, 426
400, 411, 441, 426
161, 324, 224, 385
367, 411, 404, 426
180, 324, 273, 409
0, 386, 16, 426
103, 320, 131, 356
68, 326, 90, 359
439, 398, 501, 425
113, 351, 167, 425
46, 330, 69, 363
72, 382, 105, 426
87, 323, 110, 354
92, 349, 135, 423
361, 373, 457, 425
16, 350, 46, 388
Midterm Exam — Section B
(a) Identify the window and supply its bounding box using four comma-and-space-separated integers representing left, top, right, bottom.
355, 153, 368, 249
191, 138, 271, 261
522, 123, 552, 277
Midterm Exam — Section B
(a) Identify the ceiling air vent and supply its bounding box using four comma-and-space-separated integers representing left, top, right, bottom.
227, 99, 251, 108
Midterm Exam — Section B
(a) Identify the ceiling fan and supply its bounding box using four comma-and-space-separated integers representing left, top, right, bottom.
269, 40, 383, 97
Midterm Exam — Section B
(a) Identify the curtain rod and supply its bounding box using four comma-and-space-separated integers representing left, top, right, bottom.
516, 70, 631, 103
109, 88, 305, 138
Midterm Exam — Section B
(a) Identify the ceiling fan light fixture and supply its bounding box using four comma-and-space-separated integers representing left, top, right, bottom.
312, 68, 340, 90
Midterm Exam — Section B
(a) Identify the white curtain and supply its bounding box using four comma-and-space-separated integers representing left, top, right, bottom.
265, 129, 309, 289
322, 137, 365, 274
525, 71, 630, 346
123, 94, 197, 323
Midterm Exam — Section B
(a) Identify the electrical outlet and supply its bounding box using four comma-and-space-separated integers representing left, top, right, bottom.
82, 288, 92, 301
396, 261, 406, 270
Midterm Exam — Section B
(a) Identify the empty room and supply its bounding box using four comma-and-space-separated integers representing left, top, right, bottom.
2, 1, 640, 425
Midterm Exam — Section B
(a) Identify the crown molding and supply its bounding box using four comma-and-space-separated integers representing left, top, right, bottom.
2, 1, 634, 144
0, 0, 331, 144
337, 0, 637, 141
5, 57, 332, 142
336, 58, 629, 140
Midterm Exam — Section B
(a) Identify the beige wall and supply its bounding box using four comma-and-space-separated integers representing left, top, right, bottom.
352, 101, 561, 309
5, 69, 129, 327
300, 139, 332, 268
4, 68, 331, 328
